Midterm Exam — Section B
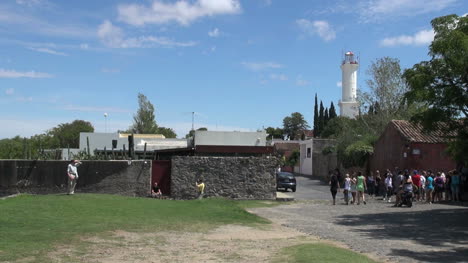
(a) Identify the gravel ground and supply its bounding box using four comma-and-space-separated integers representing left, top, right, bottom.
252, 175, 468, 263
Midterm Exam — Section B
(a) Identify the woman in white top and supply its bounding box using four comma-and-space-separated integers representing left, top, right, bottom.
343, 174, 351, 205
384, 172, 393, 203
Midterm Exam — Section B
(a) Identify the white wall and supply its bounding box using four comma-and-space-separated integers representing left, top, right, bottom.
299, 140, 313, 175
194, 131, 267, 146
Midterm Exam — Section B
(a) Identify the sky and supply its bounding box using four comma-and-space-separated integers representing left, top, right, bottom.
0, 0, 466, 139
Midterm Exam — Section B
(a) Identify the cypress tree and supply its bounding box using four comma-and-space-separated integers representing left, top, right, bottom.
329, 102, 337, 119
324, 108, 329, 126
313, 94, 318, 138
318, 101, 324, 137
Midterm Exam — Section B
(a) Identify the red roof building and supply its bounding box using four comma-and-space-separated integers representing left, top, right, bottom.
370, 120, 456, 173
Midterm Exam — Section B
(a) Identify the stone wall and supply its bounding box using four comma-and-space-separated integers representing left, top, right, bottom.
312, 139, 338, 179
171, 156, 278, 200
0, 160, 151, 197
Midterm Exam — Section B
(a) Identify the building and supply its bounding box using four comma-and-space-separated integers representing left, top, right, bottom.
299, 140, 313, 175
339, 51, 359, 118
370, 120, 457, 172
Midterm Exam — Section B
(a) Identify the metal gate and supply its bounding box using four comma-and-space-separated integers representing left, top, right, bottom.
151, 160, 171, 195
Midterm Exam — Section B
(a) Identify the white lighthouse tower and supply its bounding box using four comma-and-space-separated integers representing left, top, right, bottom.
339, 51, 359, 118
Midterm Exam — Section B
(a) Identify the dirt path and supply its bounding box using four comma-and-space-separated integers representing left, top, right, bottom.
46, 223, 320, 263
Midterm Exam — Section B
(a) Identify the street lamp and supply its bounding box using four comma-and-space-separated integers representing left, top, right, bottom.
104, 113, 108, 133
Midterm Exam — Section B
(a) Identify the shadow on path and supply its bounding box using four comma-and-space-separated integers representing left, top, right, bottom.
335, 208, 468, 262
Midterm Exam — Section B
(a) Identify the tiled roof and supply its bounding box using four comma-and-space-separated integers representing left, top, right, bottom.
391, 120, 454, 143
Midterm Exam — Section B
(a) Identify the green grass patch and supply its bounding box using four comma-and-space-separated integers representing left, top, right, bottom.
272, 243, 378, 263
0, 194, 271, 262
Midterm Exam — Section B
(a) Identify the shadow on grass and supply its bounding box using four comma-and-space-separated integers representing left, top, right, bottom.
335, 207, 468, 262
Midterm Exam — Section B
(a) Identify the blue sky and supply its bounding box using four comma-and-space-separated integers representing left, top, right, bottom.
0, 0, 466, 139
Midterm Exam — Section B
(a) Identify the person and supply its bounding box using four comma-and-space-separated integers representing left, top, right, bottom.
356, 171, 367, 205
411, 170, 421, 201
384, 171, 393, 203
67, 159, 81, 195
420, 171, 427, 201
375, 170, 382, 197
426, 172, 434, 204
343, 174, 351, 205
151, 181, 162, 198
196, 179, 205, 199
445, 173, 452, 201
397, 173, 414, 207
451, 170, 461, 202
329, 172, 340, 205
350, 173, 357, 204
366, 172, 376, 198
434, 172, 444, 202
394, 170, 406, 206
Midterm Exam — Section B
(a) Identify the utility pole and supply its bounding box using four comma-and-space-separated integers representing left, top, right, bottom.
192, 111, 195, 131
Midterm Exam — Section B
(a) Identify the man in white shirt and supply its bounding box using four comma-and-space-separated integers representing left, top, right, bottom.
67, 160, 81, 195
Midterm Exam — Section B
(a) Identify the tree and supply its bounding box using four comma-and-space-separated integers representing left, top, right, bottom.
317, 101, 324, 137
265, 127, 284, 140
130, 93, 158, 134
313, 94, 319, 138
361, 57, 408, 117
329, 102, 337, 119
283, 112, 310, 140
324, 108, 329, 126
157, 127, 177, 138
48, 120, 94, 148
403, 14, 468, 164
185, 127, 208, 139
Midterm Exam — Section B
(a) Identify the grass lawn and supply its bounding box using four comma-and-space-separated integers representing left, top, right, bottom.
273, 243, 378, 263
1, 194, 378, 263
0, 194, 269, 262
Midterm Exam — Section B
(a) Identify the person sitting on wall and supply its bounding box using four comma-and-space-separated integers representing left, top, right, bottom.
151, 182, 162, 198
196, 179, 205, 200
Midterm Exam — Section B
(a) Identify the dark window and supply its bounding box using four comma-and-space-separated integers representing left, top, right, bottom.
307, 147, 311, 158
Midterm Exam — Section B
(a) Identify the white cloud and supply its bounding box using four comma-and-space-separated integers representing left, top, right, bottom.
28, 47, 68, 56
360, 0, 456, 22
5, 88, 14, 95
208, 28, 220, 37
16, 96, 33, 102
15, 0, 46, 6
118, 0, 242, 26
241, 61, 283, 71
0, 69, 53, 78
270, 74, 288, 81
296, 19, 336, 41
97, 20, 197, 48
0, 9, 94, 39
380, 29, 434, 47
337, 81, 342, 87
262, 0, 272, 6
296, 76, 310, 86
80, 43, 89, 50
63, 105, 131, 113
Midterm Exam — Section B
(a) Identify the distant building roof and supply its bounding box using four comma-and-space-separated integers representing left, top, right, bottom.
391, 120, 455, 144
119, 133, 165, 139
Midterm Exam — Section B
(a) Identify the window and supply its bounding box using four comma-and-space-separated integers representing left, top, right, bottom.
307, 147, 311, 158
412, 149, 421, 155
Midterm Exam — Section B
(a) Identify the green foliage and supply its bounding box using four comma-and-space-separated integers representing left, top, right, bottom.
265, 127, 284, 140
129, 93, 159, 134
0, 136, 24, 159
343, 140, 374, 168
0, 194, 270, 262
403, 14, 468, 165
329, 102, 337, 119
283, 112, 310, 140
273, 243, 377, 263
185, 127, 208, 138
48, 120, 94, 148
285, 150, 300, 166
157, 127, 177, 138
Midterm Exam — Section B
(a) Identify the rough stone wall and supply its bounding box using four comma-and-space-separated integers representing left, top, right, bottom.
312, 139, 338, 179
0, 160, 151, 197
171, 156, 278, 200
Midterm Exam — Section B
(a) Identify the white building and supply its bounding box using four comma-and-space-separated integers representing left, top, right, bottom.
339, 51, 359, 118
194, 130, 267, 146
299, 140, 313, 175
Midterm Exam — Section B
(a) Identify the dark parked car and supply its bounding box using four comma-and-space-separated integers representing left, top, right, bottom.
276, 172, 296, 192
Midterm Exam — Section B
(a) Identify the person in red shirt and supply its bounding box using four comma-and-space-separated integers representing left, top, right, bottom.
411, 170, 422, 201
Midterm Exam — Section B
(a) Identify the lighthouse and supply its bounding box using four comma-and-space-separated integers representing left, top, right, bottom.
339, 51, 359, 118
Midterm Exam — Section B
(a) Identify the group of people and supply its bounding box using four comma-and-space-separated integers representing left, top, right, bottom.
329, 168, 464, 206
